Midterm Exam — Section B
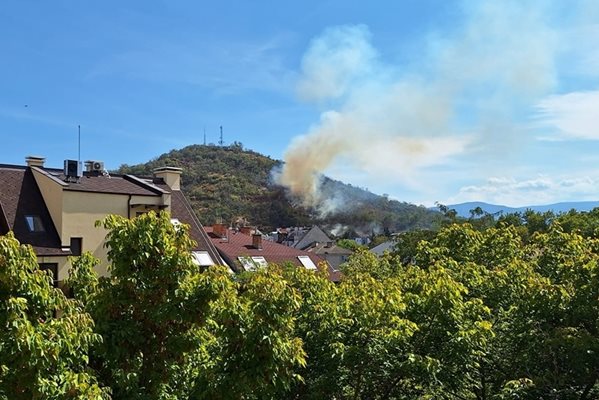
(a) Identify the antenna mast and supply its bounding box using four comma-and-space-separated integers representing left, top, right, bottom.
203, 126, 206, 145
219, 125, 224, 146
78, 125, 81, 162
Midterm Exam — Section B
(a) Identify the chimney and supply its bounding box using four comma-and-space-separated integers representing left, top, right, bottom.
325, 241, 333, 248
213, 223, 227, 238
252, 234, 263, 250
153, 167, 183, 190
25, 156, 45, 168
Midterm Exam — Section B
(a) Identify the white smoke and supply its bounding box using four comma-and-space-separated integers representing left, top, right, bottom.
275, 0, 578, 213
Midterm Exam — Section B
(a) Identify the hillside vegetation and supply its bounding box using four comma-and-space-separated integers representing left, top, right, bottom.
117, 144, 440, 233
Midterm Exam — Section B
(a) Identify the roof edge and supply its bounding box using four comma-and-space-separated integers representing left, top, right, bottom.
30, 166, 69, 187
123, 174, 170, 194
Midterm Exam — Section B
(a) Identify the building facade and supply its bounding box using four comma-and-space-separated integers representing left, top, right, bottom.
0, 156, 223, 287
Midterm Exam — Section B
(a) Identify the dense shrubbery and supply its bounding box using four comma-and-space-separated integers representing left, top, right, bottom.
2, 211, 599, 399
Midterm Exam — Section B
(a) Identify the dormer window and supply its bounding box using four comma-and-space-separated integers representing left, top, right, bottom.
25, 215, 45, 232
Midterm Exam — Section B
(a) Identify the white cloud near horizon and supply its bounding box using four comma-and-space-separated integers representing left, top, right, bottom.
535, 91, 599, 140
448, 174, 599, 207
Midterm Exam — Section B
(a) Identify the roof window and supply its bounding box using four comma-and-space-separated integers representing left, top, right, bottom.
298, 255, 318, 270
192, 251, 215, 267
25, 215, 45, 232
238, 256, 268, 271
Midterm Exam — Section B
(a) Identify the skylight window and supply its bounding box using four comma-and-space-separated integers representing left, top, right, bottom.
298, 255, 317, 270
238, 256, 268, 271
192, 251, 215, 267
251, 256, 268, 268
24, 215, 44, 232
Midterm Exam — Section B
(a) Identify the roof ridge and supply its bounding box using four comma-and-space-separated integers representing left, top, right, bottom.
123, 174, 170, 195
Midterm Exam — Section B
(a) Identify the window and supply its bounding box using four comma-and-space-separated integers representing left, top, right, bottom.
297, 255, 317, 270
70, 238, 82, 256
25, 215, 44, 232
192, 251, 215, 267
238, 256, 268, 271
251, 256, 268, 268
39, 263, 58, 288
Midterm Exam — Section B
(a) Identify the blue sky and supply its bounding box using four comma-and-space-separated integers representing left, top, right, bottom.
2, 1, 599, 207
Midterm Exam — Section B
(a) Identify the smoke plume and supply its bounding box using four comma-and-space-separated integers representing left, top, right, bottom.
275, 1, 574, 214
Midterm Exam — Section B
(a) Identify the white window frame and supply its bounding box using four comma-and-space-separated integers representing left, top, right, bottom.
297, 255, 318, 270
238, 256, 268, 271
192, 251, 215, 267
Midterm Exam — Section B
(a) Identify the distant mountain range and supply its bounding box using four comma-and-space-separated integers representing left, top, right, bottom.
440, 201, 599, 218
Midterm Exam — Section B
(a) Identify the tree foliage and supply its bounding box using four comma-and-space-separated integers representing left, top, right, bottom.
0, 233, 108, 400
3, 210, 599, 398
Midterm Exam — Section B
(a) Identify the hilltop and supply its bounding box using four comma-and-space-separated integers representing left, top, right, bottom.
117, 144, 441, 234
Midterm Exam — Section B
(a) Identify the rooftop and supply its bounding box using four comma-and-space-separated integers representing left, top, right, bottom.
0, 165, 66, 256
206, 226, 340, 281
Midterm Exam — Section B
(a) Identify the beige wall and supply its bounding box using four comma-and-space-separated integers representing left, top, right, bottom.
31, 168, 65, 236
62, 191, 130, 276
32, 170, 172, 279
61, 191, 170, 276
37, 254, 69, 283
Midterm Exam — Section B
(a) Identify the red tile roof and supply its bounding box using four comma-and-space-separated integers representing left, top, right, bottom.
206, 227, 340, 281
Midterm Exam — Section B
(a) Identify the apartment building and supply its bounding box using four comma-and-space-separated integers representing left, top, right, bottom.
0, 156, 223, 287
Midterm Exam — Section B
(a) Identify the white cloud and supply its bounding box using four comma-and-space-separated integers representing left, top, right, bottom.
535, 91, 599, 140
296, 25, 378, 102
448, 174, 599, 206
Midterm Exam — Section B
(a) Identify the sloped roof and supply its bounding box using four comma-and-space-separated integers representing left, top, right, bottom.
170, 191, 225, 266
310, 242, 353, 256
206, 227, 340, 281
370, 240, 396, 256
293, 225, 331, 250
0, 165, 66, 256
37, 168, 164, 196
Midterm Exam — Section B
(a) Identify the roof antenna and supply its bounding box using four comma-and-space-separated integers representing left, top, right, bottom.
78, 125, 81, 162
219, 125, 224, 146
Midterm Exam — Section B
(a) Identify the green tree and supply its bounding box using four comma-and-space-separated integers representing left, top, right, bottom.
193, 265, 306, 400
68, 212, 307, 399
0, 232, 108, 399
68, 212, 231, 399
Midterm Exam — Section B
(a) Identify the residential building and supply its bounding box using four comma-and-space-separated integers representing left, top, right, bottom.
308, 241, 353, 271
206, 225, 341, 282
0, 156, 223, 288
370, 240, 396, 256
272, 225, 333, 250
292, 225, 332, 250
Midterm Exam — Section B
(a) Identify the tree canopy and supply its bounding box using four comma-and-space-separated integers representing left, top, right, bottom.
2, 210, 599, 399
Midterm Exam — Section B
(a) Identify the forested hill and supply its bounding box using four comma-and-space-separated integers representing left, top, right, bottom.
117, 144, 440, 234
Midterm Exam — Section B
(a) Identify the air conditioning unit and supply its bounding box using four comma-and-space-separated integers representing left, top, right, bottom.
63, 159, 82, 178
90, 161, 104, 172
